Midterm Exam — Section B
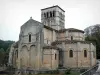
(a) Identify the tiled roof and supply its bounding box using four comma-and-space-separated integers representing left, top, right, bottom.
51, 40, 92, 45
43, 46, 62, 50
58, 28, 84, 33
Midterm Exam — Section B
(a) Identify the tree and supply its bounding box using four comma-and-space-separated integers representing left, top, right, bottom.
0, 48, 5, 66
85, 25, 100, 59
0, 39, 14, 66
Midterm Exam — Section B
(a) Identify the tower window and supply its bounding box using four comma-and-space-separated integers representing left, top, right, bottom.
53, 11, 55, 17
29, 34, 31, 42
84, 50, 87, 57
44, 13, 46, 18
93, 51, 95, 58
47, 12, 49, 18
16, 50, 18, 58
55, 53, 57, 60
69, 50, 73, 57
50, 12, 52, 17
71, 36, 73, 40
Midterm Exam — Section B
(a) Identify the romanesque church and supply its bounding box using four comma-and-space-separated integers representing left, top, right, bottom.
9, 5, 96, 70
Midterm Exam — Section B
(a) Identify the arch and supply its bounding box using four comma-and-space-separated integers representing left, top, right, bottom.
29, 45, 36, 68
84, 50, 87, 57
30, 45, 36, 56
69, 50, 73, 57
21, 45, 28, 51
21, 45, 29, 68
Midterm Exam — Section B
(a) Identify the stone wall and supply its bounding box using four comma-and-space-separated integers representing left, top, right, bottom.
43, 49, 59, 69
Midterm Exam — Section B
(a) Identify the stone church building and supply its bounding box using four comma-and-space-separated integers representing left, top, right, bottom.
9, 5, 96, 70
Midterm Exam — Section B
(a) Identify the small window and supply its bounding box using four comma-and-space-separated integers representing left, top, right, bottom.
93, 51, 95, 58
55, 53, 57, 60
44, 13, 46, 18
84, 50, 87, 57
47, 12, 49, 18
53, 11, 55, 17
50, 12, 52, 17
71, 36, 73, 40
69, 50, 73, 57
29, 34, 31, 42
16, 50, 18, 58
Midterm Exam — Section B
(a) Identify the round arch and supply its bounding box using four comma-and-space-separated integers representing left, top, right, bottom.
20, 45, 29, 68
68, 48, 74, 58
29, 45, 37, 68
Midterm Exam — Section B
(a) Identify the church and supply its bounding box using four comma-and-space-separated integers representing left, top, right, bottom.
9, 5, 96, 70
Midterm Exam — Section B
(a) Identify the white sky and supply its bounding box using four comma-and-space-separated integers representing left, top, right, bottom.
0, 0, 100, 41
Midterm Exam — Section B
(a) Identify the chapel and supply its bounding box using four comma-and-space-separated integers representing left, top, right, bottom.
9, 5, 96, 70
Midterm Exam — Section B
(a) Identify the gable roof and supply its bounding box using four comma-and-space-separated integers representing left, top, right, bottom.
21, 17, 42, 27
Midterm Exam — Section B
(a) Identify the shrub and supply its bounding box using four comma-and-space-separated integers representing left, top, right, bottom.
64, 68, 71, 75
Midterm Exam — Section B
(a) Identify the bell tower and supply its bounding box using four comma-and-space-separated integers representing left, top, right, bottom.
41, 5, 65, 30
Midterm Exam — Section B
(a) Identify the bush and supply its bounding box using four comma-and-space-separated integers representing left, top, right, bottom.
64, 68, 71, 75
80, 69, 86, 73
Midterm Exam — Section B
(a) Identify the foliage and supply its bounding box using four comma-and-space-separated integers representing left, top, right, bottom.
0, 39, 14, 51
0, 39, 14, 66
85, 24, 100, 59
80, 69, 87, 73
64, 68, 71, 75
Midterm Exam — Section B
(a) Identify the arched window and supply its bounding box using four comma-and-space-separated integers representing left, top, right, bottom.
93, 51, 95, 58
69, 50, 73, 57
16, 50, 18, 58
29, 34, 31, 42
71, 36, 73, 40
53, 11, 55, 17
84, 50, 87, 57
50, 12, 52, 17
55, 53, 57, 60
44, 13, 46, 18
47, 12, 49, 18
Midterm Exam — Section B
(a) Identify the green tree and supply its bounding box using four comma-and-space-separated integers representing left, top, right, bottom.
85, 25, 100, 59
0, 39, 14, 66
0, 48, 5, 66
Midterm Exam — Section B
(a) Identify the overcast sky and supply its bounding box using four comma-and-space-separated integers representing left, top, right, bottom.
0, 0, 100, 41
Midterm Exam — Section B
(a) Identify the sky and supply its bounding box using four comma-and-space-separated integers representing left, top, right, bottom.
0, 0, 100, 41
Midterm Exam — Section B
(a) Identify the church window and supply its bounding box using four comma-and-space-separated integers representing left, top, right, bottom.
50, 12, 52, 17
44, 13, 46, 18
71, 36, 73, 40
53, 11, 55, 17
55, 53, 57, 60
47, 12, 49, 18
84, 50, 87, 57
16, 50, 18, 58
69, 50, 73, 57
29, 34, 31, 42
93, 51, 95, 58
